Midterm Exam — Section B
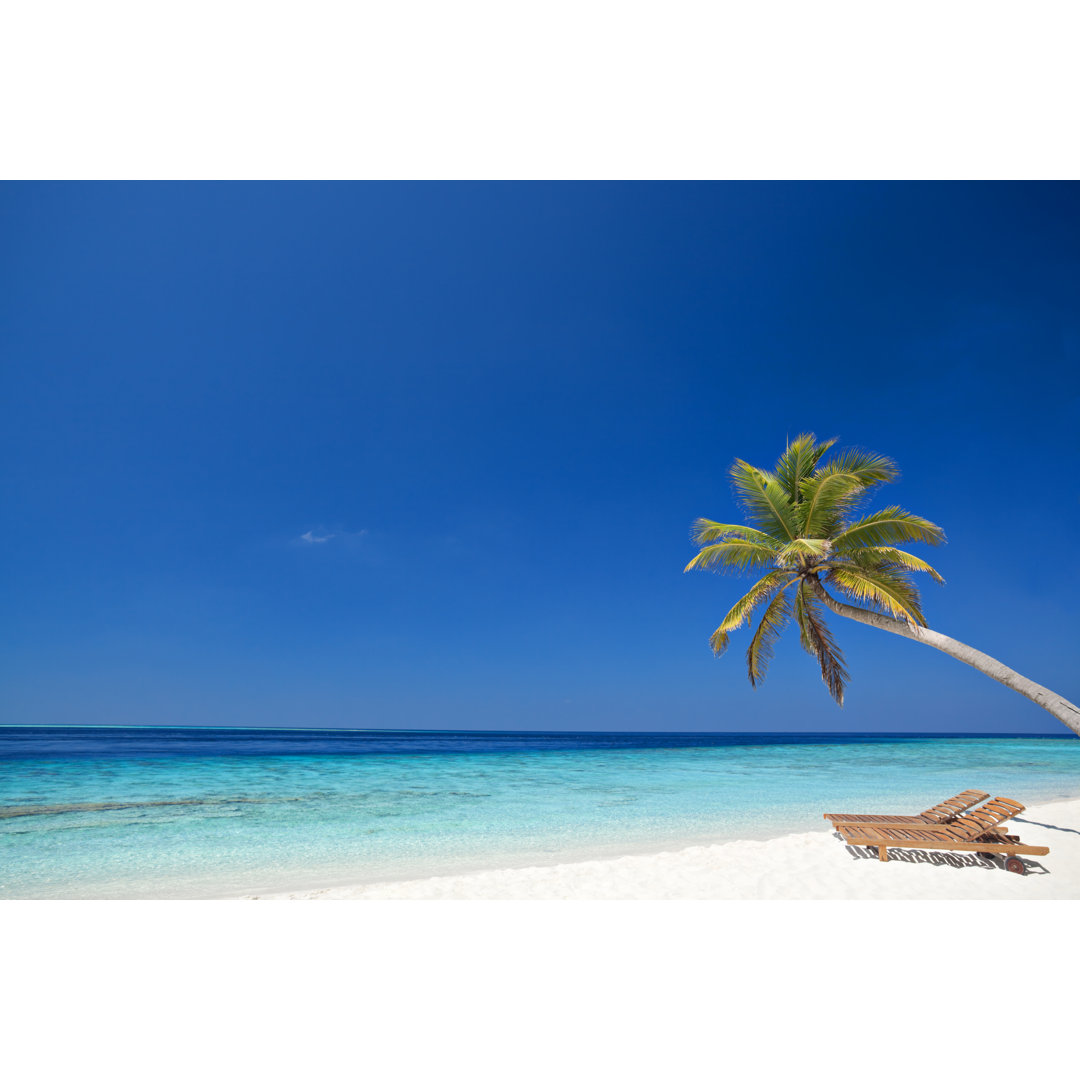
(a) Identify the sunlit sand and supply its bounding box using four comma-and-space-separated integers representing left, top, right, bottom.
243, 796, 1079, 900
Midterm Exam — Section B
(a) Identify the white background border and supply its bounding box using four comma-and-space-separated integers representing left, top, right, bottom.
5, 900, 1077, 1075
3, 1, 1078, 178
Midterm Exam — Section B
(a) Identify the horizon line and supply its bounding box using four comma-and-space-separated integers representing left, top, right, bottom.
0, 723, 1070, 738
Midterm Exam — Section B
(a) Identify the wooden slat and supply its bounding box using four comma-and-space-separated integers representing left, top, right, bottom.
824, 790, 989, 827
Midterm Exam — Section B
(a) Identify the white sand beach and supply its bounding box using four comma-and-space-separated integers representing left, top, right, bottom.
243, 795, 1080, 901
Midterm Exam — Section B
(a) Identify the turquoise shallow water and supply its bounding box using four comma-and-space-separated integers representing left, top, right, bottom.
2, 728, 1078, 898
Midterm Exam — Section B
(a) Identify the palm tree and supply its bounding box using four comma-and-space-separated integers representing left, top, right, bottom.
684, 434, 1080, 736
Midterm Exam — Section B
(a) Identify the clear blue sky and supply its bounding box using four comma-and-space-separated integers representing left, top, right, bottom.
2, 182, 1077, 732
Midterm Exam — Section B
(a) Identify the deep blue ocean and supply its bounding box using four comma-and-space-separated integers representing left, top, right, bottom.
2, 726, 1077, 898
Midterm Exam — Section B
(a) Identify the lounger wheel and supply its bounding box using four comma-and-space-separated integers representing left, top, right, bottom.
1004, 856, 1026, 875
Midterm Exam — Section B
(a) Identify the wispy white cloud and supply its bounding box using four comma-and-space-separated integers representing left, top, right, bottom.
297, 528, 369, 545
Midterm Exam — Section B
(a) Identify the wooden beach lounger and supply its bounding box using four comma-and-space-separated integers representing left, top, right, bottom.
823, 789, 988, 828
835, 797, 1048, 875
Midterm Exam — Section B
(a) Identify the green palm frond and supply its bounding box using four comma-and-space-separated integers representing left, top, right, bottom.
792, 581, 815, 655
708, 569, 796, 656
689, 436, 945, 709
825, 565, 926, 625
684, 540, 780, 574
689, 519, 777, 546
831, 507, 945, 550
773, 433, 836, 503
810, 448, 899, 490
796, 474, 868, 538
773, 537, 833, 567
842, 546, 944, 583
746, 584, 795, 687
793, 583, 849, 705
795, 450, 898, 537
729, 460, 798, 542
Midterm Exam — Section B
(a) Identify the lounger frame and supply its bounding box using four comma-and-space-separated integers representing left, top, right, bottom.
836, 823, 1049, 862
834, 797, 1048, 865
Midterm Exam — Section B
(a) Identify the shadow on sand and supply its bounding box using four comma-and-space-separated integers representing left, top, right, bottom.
1013, 815, 1080, 837
836, 835, 1049, 875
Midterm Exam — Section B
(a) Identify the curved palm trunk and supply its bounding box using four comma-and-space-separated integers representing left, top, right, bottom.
807, 577, 1080, 737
